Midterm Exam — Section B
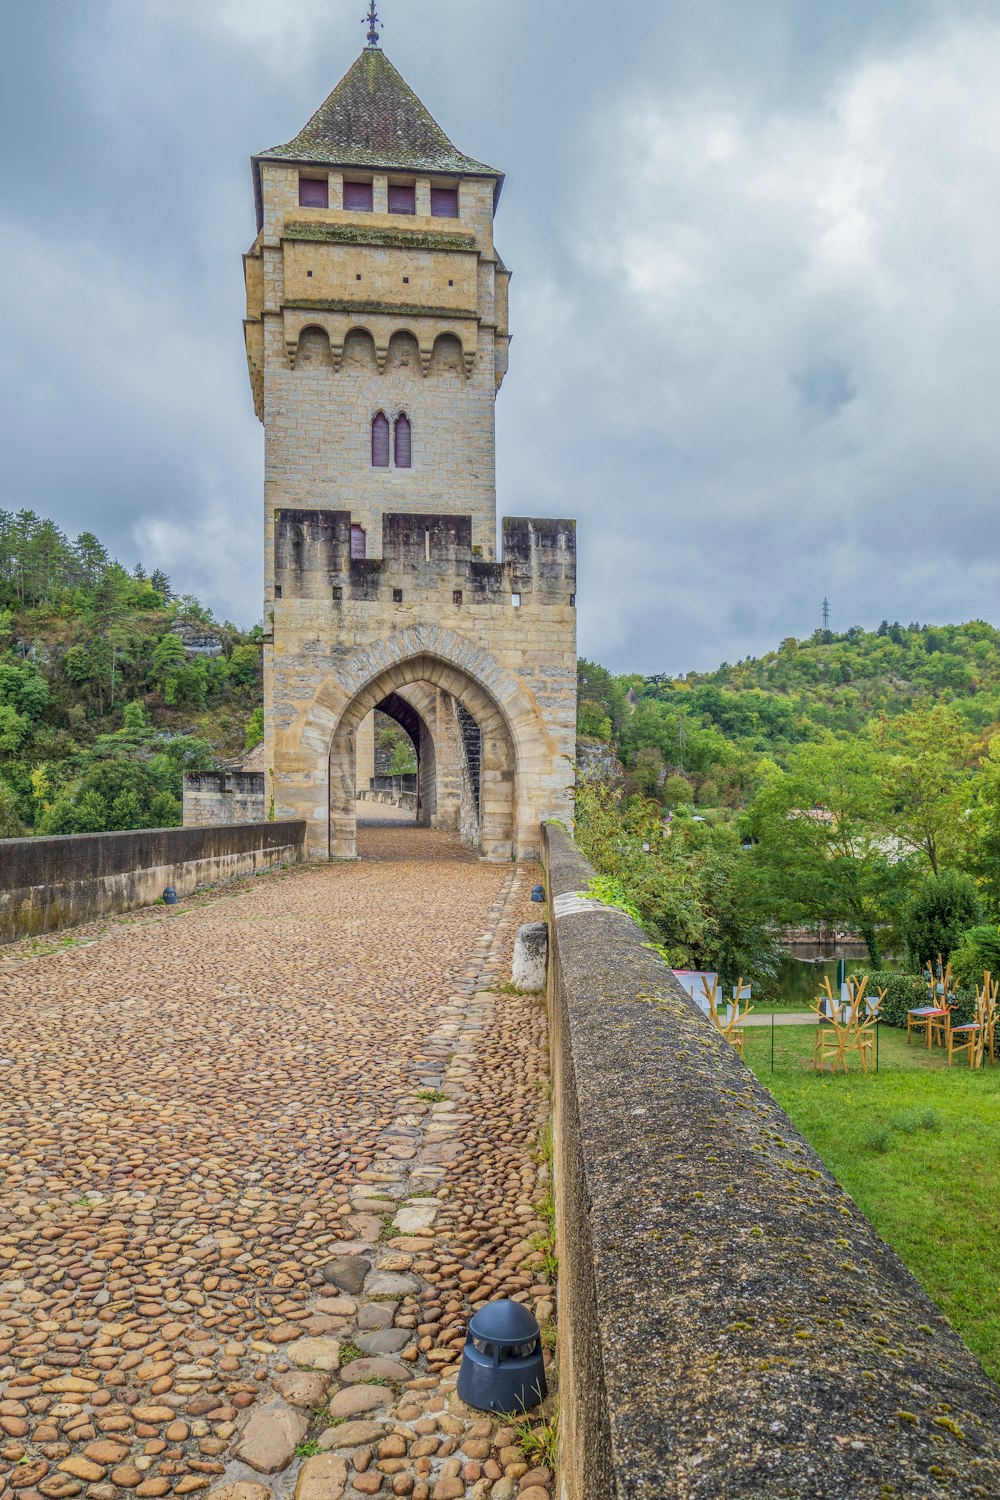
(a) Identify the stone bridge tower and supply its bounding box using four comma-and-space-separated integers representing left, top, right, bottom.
243, 38, 577, 860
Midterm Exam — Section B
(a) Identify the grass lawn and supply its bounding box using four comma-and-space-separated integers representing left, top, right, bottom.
745, 1039, 1000, 1383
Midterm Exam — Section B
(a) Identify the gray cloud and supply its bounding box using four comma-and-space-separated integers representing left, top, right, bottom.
2, 1, 999, 669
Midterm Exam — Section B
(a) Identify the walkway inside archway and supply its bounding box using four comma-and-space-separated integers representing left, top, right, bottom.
330, 654, 515, 863
356, 799, 416, 828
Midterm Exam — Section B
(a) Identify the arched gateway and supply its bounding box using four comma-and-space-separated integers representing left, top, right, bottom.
325, 647, 518, 859
187, 37, 577, 852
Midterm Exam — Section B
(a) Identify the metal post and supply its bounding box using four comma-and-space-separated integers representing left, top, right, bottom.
771, 1012, 775, 1073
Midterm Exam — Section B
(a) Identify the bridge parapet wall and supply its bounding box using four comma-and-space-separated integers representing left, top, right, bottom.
543, 823, 1000, 1499
0, 822, 304, 945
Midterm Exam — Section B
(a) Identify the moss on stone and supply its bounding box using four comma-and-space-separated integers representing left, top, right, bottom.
285, 297, 477, 320
284, 221, 476, 252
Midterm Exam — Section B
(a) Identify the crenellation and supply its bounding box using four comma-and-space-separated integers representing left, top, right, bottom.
273, 508, 576, 610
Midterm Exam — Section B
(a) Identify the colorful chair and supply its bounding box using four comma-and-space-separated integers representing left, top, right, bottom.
908, 957, 951, 1049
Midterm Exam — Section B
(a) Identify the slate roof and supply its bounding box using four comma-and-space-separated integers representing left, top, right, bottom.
252, 49, 502, 227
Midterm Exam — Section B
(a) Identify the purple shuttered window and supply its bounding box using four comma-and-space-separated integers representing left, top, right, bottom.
430, 187, 459, 218
371, 412, 390, 467
394, 414, 412, 469
388, 183, 416, 215
298, 176, 329, 208
344, 180, 374, 212
351, 524, 367, 560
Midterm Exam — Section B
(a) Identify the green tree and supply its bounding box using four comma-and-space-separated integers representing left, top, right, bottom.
949, 925, 1000, 993
662, 773, 693, 809
152, 632, 187, 680
747, 737, 909, 964
868, 707, 978, 875
245, 706, 264, 751
577, 659, 630, 741
901, 872, 983, 968
389, 739, 417, 775
968, 736, 1000, 919
0, 776, 23, 837
697, 833, 782, 994
632, 746, 665, 797
227, 643, 261, 686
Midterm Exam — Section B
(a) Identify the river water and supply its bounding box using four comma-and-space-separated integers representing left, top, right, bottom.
777, 944, 903, 1008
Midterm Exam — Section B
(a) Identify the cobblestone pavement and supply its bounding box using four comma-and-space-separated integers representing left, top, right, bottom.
0, 828, 555, 1500
355, 806, 414, 827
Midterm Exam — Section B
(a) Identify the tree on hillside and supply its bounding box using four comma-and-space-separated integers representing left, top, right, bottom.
967, 736, 1000, 919
868, 706, 978, 875
747, 737, 911, 964
577, 658, 630, 743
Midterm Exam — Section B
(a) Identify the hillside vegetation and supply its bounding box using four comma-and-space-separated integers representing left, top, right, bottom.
0, 509, 263, 837
577, 622, 1000, 987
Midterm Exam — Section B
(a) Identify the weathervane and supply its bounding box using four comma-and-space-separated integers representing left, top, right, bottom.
363, 1, 382, 47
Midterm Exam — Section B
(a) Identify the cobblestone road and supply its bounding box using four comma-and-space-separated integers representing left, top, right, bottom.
0, 828, 554, 1500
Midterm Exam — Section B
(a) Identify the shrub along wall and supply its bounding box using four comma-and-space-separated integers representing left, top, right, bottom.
543, 823, 1000, 1500
0, 822, 305, 944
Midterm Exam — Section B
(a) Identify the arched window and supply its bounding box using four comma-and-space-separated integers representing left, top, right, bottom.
394, 413, 412, 469
371, 411, 389, 467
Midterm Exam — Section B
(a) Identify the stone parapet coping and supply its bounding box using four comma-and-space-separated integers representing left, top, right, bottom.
543, 823, 1000, 1500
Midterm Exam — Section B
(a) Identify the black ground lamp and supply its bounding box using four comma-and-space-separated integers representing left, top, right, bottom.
530, 885, 545, 903
457, 1298, 547, 1413
162, 887, 178, 905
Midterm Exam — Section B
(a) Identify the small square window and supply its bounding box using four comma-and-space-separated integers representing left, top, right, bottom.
274, 584, 282, 599
403, 276, 409, 284
299, 176, 328, 208
453, 590, 463, 606
431, 187, 459, 218
388, 183, 416, 214
356, 273, 362, 281
332, 586, 343, 602
511, 592, 521, 608
306, 269, 313, 278
344, 180, 374, 212
448, 279, 454, 287
392, 588, 403, 603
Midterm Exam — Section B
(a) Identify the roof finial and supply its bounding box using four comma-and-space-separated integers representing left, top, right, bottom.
363, 1, 382, 47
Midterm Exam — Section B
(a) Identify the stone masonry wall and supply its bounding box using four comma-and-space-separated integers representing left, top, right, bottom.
266, 513, 576, 860
0, 822, 305, 945
543, 823, 1000, 1500
262, 325, 499, 565
182, 772, 266, 828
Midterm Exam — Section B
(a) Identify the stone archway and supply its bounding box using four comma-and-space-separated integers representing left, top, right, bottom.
276, 624, 566, 862
328, 654, 516, 860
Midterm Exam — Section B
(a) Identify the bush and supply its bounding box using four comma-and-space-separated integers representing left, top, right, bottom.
662, 774, 693, 809
949, 924, 1000, 994
0, 776, 23, 837
901, 871, 983, 967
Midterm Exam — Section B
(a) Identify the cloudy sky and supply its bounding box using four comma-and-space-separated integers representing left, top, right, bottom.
2, 0, 1000, 674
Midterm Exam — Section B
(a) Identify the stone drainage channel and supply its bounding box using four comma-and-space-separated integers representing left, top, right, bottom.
205, 865, 555, 1500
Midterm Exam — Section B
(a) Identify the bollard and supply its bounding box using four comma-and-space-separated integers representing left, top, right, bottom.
513, 922, 548, 992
